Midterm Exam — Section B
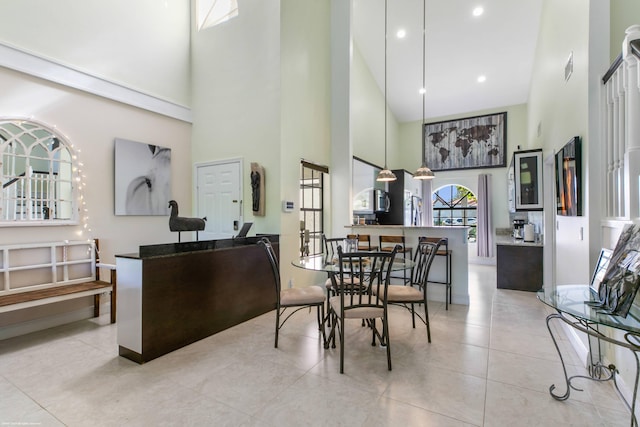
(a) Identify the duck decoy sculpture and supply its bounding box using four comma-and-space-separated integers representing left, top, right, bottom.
168, 200, 207, 242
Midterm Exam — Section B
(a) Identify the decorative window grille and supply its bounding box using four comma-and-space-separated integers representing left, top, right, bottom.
0, 119, 78, 223
300, 161, 328, 256
432, 184, 477, 242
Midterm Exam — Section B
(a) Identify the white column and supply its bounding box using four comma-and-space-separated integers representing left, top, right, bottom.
330, 0, 353, 236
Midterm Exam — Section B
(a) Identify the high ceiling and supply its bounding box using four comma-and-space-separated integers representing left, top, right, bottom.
352, 0, 543, 123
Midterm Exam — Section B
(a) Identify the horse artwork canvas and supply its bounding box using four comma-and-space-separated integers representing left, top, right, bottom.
114, 138, 172, 216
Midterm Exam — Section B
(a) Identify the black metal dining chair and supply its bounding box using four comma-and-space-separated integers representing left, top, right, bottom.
326, 245, 399, 373
258, 237, 326, 348
373, 238, 443, 342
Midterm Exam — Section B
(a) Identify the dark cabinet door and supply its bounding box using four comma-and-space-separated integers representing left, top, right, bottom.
497, 244, 543, 291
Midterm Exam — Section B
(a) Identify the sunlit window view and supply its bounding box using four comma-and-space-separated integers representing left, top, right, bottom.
299, 161, 327, 256
432, 184, 477, 242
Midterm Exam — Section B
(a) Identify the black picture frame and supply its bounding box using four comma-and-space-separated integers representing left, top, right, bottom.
514, 149, 543, 211
555, 136, 582, 216
423, 111, 507, 171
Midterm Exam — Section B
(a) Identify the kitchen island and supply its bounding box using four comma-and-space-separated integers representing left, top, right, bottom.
346, 225, 469, 306
116, 236, 278, 363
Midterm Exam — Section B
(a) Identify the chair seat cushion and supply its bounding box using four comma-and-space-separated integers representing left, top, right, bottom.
281, 285, 325, 306
329, 296, 384, 319
325, 276, 361, 289
374, 285, 423, 302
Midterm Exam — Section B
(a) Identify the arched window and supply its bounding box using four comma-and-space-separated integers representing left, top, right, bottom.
0, 119, 78, 224
432, 184, 477, 242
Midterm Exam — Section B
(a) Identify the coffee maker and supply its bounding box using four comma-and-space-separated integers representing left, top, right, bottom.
513, 219, 525, 239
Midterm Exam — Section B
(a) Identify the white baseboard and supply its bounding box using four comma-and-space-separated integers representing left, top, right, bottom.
560, 321, 590, 365
0, 303, 111, 341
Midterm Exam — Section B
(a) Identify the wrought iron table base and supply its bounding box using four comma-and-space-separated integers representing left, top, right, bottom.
546, 311, 640, 427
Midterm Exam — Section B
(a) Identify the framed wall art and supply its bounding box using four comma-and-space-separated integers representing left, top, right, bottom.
514, 149, 543, 210
114, 138, 172, 216
423, 111, 507, 171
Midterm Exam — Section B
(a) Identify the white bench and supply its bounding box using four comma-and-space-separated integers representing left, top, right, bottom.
0, 239, 116, 323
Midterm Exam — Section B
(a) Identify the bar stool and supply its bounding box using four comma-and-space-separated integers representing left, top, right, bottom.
379, 235, 413, 284
419, 236, 452, 309
347, 234, 378, 251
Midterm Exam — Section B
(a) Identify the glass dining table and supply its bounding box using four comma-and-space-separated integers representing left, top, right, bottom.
291, 254, 415, 274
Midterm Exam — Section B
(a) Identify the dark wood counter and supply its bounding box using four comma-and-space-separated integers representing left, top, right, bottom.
497, 242, 543, 291
116, 236, 278, 363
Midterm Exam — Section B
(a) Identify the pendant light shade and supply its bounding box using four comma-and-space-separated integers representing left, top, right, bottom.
377, 0, 397, 183
414, 165, 435, 179
377, 168, 397, 182
414, 0, 434, 180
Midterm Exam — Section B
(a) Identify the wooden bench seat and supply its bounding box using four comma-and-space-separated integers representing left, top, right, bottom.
0, 239, 116, 325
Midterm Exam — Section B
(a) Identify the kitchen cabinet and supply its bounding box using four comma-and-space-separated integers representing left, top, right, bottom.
497, 241, 543, 291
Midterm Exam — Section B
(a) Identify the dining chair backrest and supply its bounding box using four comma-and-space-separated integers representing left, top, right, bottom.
419, 236, 449, 256
322, 234, 344, 260
336, 245, 399, 310
412, 239, 444, 291
258, 237, 282, 301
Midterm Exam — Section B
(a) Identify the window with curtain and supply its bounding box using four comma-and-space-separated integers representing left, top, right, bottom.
299, 161, 328, 256
432, 184, 477, 242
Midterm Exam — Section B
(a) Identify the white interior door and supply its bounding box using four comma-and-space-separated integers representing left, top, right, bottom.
196, 160, 242, 240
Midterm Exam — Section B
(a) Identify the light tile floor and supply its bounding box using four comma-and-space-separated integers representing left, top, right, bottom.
0, 264, 633, 426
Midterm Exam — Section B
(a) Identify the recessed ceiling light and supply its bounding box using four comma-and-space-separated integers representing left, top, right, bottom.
419, 87, 426, 95
396, 29, 406, 39
477, 75, 486, 83
473, 6, 484, 17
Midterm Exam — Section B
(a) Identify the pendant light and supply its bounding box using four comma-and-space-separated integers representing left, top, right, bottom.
414, 0, 435, 180
377, 0, 397, 182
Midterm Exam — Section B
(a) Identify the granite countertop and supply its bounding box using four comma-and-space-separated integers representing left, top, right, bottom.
495, 235, 543, 247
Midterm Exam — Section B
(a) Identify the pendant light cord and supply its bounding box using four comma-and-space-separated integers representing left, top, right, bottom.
384, 0, 388, 169
421, 0, 426, 164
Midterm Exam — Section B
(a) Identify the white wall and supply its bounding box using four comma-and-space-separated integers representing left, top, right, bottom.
0, 0, 191, 107
527, 0, 593, 286
191, 0, 332, 287
190, 0, 281, 236
280, 0, 332, 287
610, 0, 640, 62
351, 44, 399, 169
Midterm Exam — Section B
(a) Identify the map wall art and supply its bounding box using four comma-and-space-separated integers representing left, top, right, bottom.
423, 112, 507, 171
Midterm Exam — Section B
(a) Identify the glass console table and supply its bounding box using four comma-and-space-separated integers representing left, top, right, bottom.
537, 285, 640, 426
